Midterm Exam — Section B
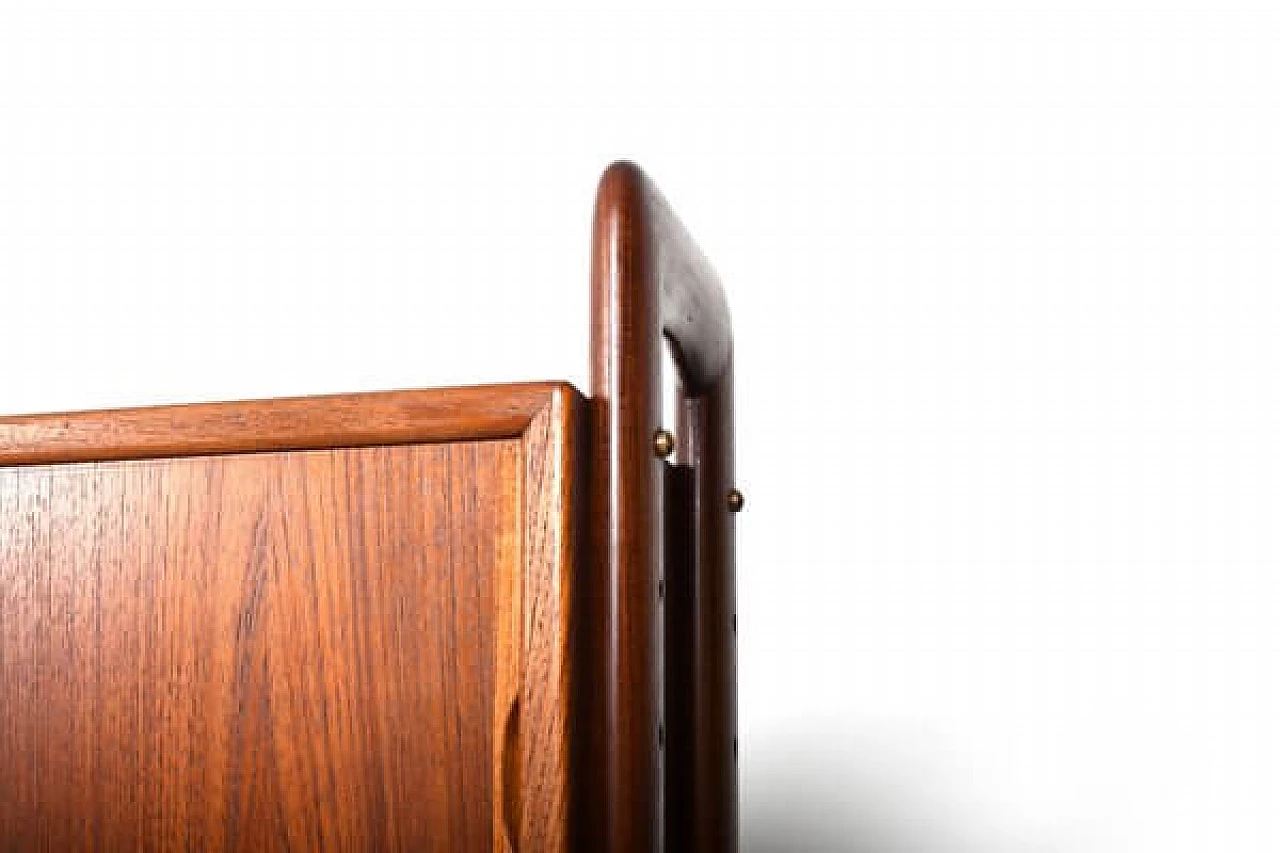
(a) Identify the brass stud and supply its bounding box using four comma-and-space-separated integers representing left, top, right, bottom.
653, 429, 675, 459
727, 488, 745, 513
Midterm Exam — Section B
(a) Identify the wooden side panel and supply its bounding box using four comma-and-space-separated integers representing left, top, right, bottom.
0, 441, 525, 851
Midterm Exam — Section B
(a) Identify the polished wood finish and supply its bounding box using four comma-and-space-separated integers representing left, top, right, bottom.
501, 388, 583, 853
0, 162, 737, 852
0, 383, 581, 852
0, 383, 563, 467
589, 162, 737, 853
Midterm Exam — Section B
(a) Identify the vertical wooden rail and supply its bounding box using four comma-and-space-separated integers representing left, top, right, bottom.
589, 162, 738, 852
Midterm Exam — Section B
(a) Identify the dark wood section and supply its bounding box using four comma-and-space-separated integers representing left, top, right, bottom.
0, 383, 583, 853
670, 375, 737, 853
589, 162, 737, 853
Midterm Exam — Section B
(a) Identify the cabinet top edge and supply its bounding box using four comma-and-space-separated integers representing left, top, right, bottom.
0, 380, 583, 467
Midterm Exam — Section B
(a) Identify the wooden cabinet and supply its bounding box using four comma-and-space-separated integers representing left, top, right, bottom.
0, 164, 736, 852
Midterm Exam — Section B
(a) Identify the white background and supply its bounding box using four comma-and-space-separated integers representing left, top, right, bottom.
1, 5, 1277, 851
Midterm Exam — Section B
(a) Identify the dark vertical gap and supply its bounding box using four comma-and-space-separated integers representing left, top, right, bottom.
662, 462, 697, 853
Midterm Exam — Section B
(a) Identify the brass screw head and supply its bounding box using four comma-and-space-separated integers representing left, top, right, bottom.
653, 429, 675, 459
727, 488, 745, 513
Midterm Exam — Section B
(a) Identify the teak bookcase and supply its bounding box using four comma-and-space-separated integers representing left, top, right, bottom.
0, 163, 738, 852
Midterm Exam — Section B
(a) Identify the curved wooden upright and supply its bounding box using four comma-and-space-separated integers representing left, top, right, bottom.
590, 162, 738, 853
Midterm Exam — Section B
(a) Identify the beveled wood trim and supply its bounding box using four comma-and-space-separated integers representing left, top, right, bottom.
0, 382, 571, 467
589, 162, 737, 853
494, 435, 527, 853
506, 384, 583, 853
491, 383, 583, 853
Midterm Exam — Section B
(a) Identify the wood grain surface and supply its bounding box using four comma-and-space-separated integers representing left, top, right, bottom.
0, 383, 582, 853
0, 382, 565, 467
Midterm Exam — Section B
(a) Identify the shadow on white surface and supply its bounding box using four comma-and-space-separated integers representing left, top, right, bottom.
742, 728, 1062, 853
